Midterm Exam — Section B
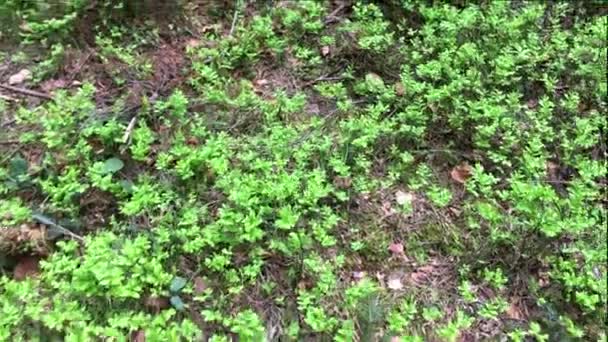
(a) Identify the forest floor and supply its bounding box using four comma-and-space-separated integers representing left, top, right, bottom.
0, 1, 606, 341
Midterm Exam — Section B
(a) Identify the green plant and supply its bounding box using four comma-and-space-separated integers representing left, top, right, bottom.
342, 3, 394, 53
478, 297, 508, 319
1, 1, 606, 340
387, 297, 417, 334
437, 311, 474, 342
421, 306, 442, 322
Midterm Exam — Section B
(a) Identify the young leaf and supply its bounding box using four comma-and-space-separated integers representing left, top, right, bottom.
9, 156, 28, 177
170, 276, 188, 293
102, 157, 124, 174
170, 295, 185, 311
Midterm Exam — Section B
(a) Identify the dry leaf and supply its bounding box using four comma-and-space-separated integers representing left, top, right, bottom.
40, 78, 68, 93
387, 275, 404, 290
321, 46, 330, 56
352, 271, 366, 280
545, 161, 559, 179
506, 302, 525, 321
186, 38, 201, 49
8, 69, 32, 85
131, 329, 146, 342
450, 163, 472, 184
448, 207, 462, 217
538, 272, 550, 288
381, 201, 395, 216
333, 176, 352, 189
409, 265, 435, 284
13, 256, 40, 280
306, 102, 320, 115
395, 190, 414, 205
388, 242, 404, 255
395, 82, 405, 96
144, 296, 170, 311
527, 98, 539, 109
193, 276, 207, 295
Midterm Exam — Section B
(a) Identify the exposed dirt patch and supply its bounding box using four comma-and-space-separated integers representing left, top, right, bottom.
149, 42, 188, 95
13, 255, 42, 280
0, 223, 47, 256
79, 189, 118, 230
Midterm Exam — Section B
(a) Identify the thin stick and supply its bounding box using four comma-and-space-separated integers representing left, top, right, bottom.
67, 50, 93, 84
1, 118, 17, 128
324, 4, 347, 25
32, 213, 84, 243
0, 84, 53, 100
122, 116, 138, 144
0, 94, 17, 102
229, 7, 239, 36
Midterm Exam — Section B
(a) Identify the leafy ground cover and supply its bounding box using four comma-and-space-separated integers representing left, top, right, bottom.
0, 1, 606, 341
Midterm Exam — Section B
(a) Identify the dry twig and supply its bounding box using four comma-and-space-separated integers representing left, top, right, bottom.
0, 84, 53, 100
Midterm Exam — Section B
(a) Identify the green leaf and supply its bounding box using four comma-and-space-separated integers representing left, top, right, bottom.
170, 276, 187, 293
102, 157, 124, 174
170, 295, 185, 311
9, 156, 28, 177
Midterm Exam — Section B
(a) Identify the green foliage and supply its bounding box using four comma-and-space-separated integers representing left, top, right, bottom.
343, 3, 394, 53
437, 311, 474, 342
1, 1, 605, 340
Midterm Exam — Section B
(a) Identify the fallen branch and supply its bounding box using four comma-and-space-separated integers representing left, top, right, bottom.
0, 84, 53, 100
32, 213, 85, 243
0, 94, 17, 102
1, 118, 17, 128
229, 7, 239, 36
122, 115, 138, 144
67, 50, 93, 84
324, 4, 347, 25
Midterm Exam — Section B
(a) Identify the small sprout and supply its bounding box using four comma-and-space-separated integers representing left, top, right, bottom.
170, 276, 188, 293
170, 295, 185, 311
102, 157, 124, 174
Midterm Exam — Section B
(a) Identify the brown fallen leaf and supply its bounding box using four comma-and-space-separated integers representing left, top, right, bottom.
395, 190, 414, 205
254, 79, 269, 87
388, 242, 404, 255
450, 163, 473, 184
352, 271, 366, 281
8, 69, 32, 85
538, 272, 550, 288
40, 78, 68, 93
381, 201, 395, 216
185, 38, 201, 49
387, 275, 404, 290
131, 329, 146, 342
527, 98, 539, 109
321, 46, 330, 57
144, 296, 170, 311
333, 176, 352, 189
545, 161, 560, 180
193, 276, 207, 295
505, 299, 525, 321
13, 256, 40, 280
409, 265, 436, 284
395, 82, 405, 96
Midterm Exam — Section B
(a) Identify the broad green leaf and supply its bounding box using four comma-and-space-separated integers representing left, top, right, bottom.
170, 276, 187, 293
102, 157, 124, 174
170, 295, 185, 311
9, 156, 28, 177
